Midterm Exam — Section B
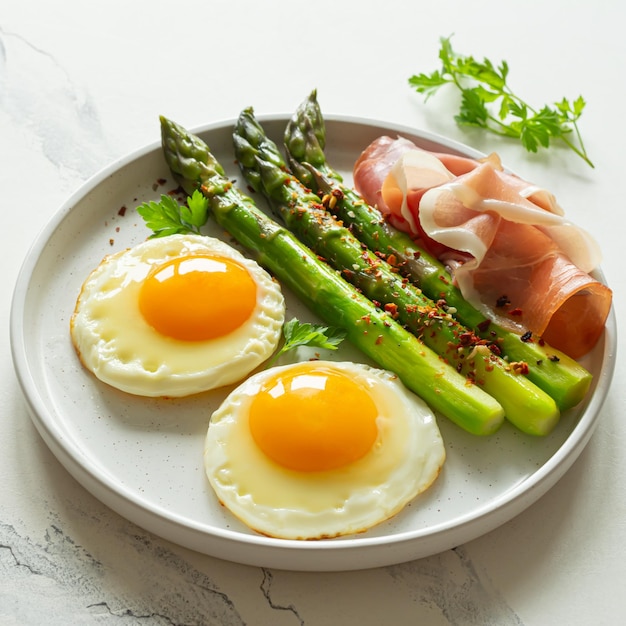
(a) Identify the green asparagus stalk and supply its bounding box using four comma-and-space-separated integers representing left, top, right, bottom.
234, 107, 560, 436
283, 89, 592, 411
160, 115, 504, 435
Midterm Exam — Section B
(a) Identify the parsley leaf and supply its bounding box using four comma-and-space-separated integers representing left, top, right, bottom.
137, 189, 209, 238
408, 36, 594, 167
269, 318, 347, 365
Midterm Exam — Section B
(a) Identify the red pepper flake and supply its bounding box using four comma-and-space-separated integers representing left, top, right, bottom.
477, 319, 491, 333
458, 332, 476, 347
489, 343, 502, 357
361, 314, 372, 324
375, 335, 384, 345
118, 205, 127, 216
387, 253, 398, 266
384, 303, 399, 318
509, 308, 523, 317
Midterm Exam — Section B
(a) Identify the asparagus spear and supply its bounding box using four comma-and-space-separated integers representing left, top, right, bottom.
160, 115, 504, 435
234, 107, 560, 436
283, 89, 592, 411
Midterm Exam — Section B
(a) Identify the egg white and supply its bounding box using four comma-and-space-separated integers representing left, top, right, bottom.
70, 233, 285, 397
204, 361, 446, 540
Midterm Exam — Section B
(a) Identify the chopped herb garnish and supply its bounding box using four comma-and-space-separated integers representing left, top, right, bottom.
268, 318, 347, 365
137, 189, 209, 238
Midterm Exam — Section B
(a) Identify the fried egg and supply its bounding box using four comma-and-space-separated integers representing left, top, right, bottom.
70, 233, 285, 397
204, 360, 446, 540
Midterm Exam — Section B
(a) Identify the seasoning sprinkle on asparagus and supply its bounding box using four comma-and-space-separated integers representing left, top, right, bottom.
283, 89, 592, 412
234, 107, 560, 436
159, 115, 505, 435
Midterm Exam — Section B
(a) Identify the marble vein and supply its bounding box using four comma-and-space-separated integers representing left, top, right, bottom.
385, 546, 525, 625
0, 26, 114, 183
0, 514, 246, 625
260, 569, 304, 626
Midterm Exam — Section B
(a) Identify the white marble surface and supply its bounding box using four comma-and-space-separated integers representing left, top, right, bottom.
2, 1, 625, 623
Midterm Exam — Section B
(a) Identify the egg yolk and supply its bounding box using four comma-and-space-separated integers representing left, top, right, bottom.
248, 364, 379, 472
138, 254, 257, 341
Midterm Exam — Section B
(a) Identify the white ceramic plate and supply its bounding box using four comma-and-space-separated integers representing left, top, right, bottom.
10, 116, 616, 571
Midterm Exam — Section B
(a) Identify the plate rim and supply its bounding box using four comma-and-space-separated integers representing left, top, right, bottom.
9, 114, 617, 571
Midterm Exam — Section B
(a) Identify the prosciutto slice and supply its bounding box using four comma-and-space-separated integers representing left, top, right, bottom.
353, 136, 612, 358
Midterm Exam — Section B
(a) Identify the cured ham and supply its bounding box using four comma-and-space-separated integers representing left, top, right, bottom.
353, 136, 612, 359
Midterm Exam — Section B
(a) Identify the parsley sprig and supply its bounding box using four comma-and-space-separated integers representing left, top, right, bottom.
269, 318, 346, 365
409, 36, 593, 168
137, 189, 209, 237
